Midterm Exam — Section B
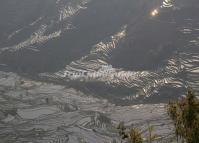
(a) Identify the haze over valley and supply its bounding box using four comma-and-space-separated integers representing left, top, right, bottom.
0, 0, 198, 142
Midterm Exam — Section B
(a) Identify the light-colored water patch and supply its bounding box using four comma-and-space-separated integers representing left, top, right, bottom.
17, 106, 60, 119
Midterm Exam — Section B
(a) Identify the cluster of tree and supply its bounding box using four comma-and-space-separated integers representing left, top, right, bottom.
167, 89, 199, 143
117, 122, 157, 143
117, 89, 199, 143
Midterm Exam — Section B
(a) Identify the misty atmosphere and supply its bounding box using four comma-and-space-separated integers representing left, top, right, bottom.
0, 0, 199, 142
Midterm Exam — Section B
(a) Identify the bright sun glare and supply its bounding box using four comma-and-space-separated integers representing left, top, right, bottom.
151, 9, 159, 17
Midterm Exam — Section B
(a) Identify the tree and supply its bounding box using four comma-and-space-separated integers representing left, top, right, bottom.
147, 124, 157, 143
128, 127, 143, 143
167, 89, 199, 143
117, 122, 143, 143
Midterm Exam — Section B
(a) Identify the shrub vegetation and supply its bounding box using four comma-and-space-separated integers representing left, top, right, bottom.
117, 89, 199, 143
167, 89, 199, 143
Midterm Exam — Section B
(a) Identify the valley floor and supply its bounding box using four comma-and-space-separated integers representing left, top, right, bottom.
0, 71, 175, 143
